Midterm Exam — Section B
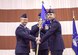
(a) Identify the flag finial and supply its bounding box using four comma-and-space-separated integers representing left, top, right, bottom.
49, 6, 51, 9
73, 10, 75, 19
42, 1, 44, 4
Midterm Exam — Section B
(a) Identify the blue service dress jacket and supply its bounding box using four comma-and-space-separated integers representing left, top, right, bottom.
15, 24, 36, 53
41, 18, 65, 51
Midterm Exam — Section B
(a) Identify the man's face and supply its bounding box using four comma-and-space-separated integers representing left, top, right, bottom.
38, 18, 42, 24
47, 13, 55, 20
20, 18, 28, 26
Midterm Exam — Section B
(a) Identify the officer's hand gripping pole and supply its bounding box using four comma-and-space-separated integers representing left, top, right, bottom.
36, 18, 42, 55
36, 29, 40, 55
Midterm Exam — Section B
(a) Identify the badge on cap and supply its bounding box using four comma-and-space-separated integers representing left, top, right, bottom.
48, 9, 55, 13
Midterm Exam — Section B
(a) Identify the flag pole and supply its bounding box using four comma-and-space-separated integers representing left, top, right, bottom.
72, 10, 75, 20
36, 1, 44, 55
36, 19, 43, 55
36, 28, 40, 55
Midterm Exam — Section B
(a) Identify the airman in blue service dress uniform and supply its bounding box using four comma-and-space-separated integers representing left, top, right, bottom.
15, 14, 37, 55
31, 13, 48, 55
41, 9, 65, 55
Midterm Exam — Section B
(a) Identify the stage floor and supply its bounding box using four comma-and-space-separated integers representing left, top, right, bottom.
0, 48, 76, 55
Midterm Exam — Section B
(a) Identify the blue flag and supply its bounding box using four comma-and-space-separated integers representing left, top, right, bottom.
41, 4, 47, 20
72, 18, 78, 55
40, 3, 47, 27
40, 3, 51, 28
